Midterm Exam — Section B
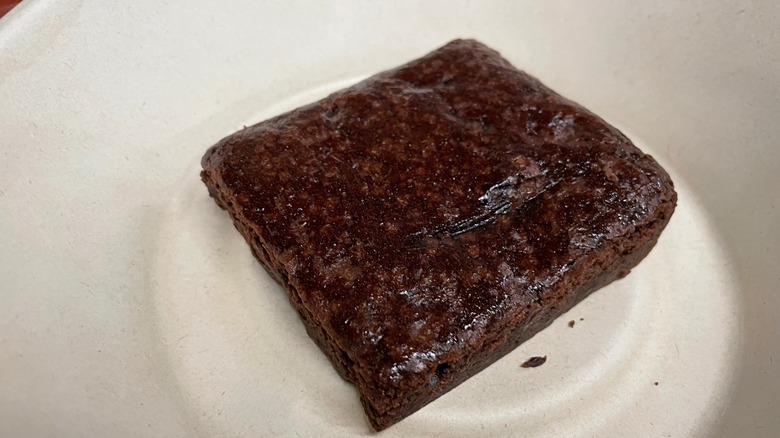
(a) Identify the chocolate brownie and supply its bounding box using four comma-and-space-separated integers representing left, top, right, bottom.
200, 39, 676, 430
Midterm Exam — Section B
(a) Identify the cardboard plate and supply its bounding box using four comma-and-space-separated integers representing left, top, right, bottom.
1, 2, 777, 436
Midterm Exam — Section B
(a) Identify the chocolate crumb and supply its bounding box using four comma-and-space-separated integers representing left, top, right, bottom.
568, 320, 575, 328
521, 356, 547, 368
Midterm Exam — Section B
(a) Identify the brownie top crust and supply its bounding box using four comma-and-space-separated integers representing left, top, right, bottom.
202, 39, 675, 405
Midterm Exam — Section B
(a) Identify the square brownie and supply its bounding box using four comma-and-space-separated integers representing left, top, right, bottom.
200, 39, 676, 430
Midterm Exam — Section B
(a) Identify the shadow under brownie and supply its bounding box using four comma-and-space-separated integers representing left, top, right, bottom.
200, 39, 676, 430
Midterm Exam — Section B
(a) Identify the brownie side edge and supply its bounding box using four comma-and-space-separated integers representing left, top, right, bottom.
364, 193, 675, 429
200, 169, 362, 385
203, 162, 676, 430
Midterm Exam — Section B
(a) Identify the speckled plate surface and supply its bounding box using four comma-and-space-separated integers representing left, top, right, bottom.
1, 1, 778, 437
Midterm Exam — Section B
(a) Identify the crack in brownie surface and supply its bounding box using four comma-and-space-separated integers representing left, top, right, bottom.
201, 39, 676, 430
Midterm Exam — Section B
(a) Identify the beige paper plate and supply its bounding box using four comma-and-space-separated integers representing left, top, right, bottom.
1, 2, 778, 437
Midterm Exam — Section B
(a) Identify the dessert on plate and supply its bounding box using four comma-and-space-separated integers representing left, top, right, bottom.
201, 39, 677, 430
